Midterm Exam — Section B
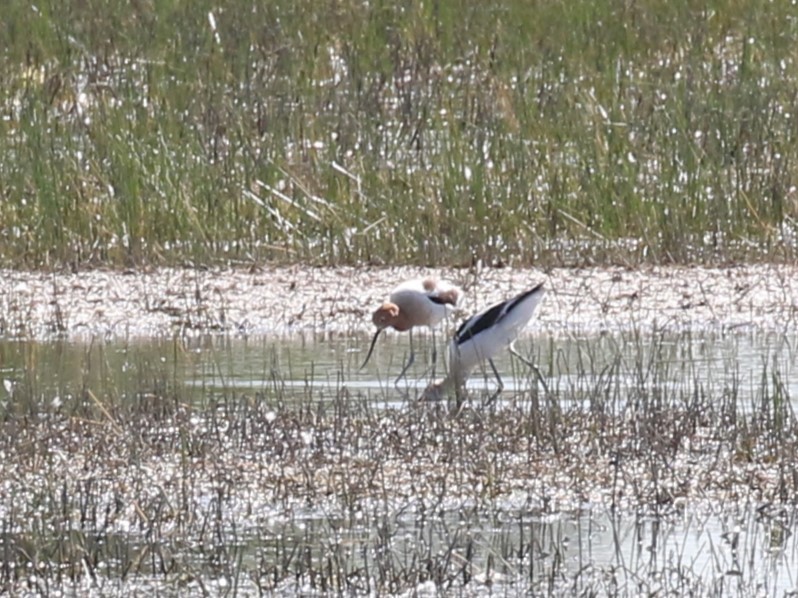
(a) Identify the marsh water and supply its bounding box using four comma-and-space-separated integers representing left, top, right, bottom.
1, 329, 798, 594
6, 329, 797, 409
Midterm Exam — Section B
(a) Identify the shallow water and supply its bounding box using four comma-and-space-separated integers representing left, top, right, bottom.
244, 504, 798, 595
1, 329, 797, 593
4, 501, 794, 595
3, 329, 794, 408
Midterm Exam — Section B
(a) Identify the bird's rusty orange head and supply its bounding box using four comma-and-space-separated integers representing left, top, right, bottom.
371, 302, 400, 329
361, 303, 401, 370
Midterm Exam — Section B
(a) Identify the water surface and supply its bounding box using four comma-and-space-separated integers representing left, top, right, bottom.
1, 329, 797, 594
3, 329, 795, 408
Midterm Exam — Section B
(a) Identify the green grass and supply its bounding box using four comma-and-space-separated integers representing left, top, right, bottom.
1, 0, 797, 268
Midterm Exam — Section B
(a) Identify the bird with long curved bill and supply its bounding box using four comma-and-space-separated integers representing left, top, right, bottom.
360, 277, 462, 385
425, 283, 546, 403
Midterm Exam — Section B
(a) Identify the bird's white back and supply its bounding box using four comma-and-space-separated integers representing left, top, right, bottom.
448, 286, 545, 382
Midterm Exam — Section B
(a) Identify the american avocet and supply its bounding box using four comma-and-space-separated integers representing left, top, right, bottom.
426, 283, 546, 401
360, 277, 462, 383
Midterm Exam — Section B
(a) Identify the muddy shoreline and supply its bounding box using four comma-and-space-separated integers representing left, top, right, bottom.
1, 264, 796, 340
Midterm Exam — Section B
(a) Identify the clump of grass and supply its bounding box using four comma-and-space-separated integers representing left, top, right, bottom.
1, 0, 797, 268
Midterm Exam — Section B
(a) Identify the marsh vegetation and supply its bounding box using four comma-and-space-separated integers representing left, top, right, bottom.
1, 332, 797, 595
2, 0, 798, 267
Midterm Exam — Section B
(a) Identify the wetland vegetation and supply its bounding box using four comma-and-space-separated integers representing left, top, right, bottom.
1, 332, 798, 595
2, 0, 798, 268
3, 0, 798, 595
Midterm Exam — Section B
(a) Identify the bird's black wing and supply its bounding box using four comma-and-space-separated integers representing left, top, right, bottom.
502, 283, 544, 316
454, 301, 506, 345
453, 283, 544, 346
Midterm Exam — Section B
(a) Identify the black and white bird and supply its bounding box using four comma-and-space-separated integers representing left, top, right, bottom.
425, 283, 546, 400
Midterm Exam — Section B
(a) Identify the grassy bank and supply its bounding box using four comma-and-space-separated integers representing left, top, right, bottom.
2, 0, 797, 268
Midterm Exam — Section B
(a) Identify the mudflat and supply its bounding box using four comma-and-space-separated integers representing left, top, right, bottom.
0, 264, 794, 339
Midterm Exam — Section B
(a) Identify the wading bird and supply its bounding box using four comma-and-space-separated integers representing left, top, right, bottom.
425, 283, 546, 402
360, 277, 462, 384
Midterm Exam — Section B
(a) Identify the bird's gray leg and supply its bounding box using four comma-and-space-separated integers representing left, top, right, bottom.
483, 358, 504, 406
395, 329, 416, 386
489, 358, 504, 389
430, 327, 437, 379
453, 382, 468, 415
509, 342, 550, 394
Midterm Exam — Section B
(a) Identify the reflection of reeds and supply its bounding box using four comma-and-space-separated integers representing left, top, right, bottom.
0, 330, 796, 593
1, 1, 797, 268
